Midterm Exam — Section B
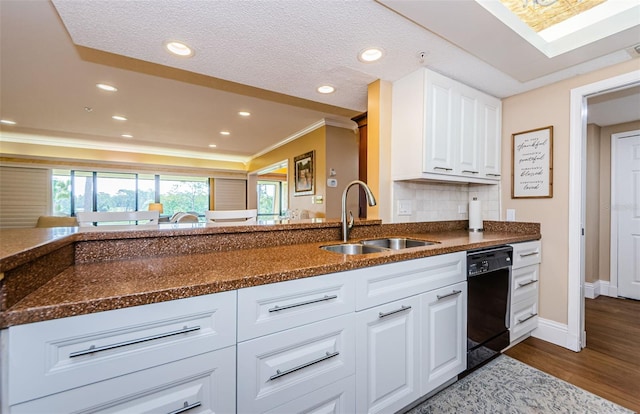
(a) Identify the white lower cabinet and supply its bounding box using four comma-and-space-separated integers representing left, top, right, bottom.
509, 241, 542, 344
264, 376, 356, 414
237, 314, 356, 414
11, 346, 236, 414
420, 282, 467, 394
355, 296, 421, 414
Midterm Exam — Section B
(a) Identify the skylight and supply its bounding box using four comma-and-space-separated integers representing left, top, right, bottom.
476, 0, 640, 57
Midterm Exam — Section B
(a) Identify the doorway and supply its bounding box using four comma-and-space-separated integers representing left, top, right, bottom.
568, 70, 640, 352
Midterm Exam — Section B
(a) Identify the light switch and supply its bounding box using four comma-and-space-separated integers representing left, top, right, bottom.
397, 200, 412, 216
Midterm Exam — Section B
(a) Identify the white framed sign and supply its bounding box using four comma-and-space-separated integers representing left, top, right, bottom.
511, 126, 553, 198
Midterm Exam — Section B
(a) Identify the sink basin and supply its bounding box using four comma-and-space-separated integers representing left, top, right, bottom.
320, 243, 388, 255
361, 237, 437, 250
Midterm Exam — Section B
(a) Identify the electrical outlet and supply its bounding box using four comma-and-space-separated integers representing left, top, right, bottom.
506, 209, 516, 221
397, 200, 412, 216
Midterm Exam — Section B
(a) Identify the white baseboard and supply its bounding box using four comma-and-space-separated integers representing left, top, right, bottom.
531, 318, 579, 351
584, 280, 616, 299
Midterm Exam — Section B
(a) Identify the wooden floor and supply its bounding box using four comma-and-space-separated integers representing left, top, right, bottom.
505, 296, 640, 412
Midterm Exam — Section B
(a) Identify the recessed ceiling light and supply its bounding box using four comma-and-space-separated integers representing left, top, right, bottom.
112, 115, 127, 121
121, 134, 133, 138
0, 119, 16, 125
317, 85, 335, 94
165, 41, 194, 57
238, 111, 251, 117
96, 83, 118, 92
208, 144, 217, 148
358, 47, 384, 62
220, 131, 230, 136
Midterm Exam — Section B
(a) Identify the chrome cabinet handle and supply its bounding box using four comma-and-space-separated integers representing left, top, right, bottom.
486, 173, 501, 177
519, 251, 539, 257
69, 325, 201, 358
518, 280, 537, 287
437, 290, 462, 300
517, 313, 538, 323
269, 351, 339, 381
268, 294, 338, 312
433, 167, 453, 171
461, 170, 479, 174
168, 401, 202, 414
378, 305, 412, 318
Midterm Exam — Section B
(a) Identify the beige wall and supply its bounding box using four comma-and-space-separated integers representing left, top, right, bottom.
501, 59, 640, 325
325, 126, 359, 219
367, 80, 392, 222
585, 124, 601, 283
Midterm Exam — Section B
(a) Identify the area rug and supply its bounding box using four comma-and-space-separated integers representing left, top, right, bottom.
405, 355, 634, 414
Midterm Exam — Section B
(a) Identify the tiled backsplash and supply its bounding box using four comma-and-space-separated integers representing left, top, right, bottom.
393, 181, 500, 223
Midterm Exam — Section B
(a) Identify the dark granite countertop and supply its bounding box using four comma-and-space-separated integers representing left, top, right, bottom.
0, 220, 540, 328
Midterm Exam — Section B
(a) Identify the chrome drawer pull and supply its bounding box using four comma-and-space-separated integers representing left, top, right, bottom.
487, 173, 501, 177
268, 294, 338, 312
518, 280, 538, 287
462, 170, 479, 174
69, 325, 201, 358
433, 167, 453, 171
378, 305, 412, 318
519, 251, 539, 257
517, 313, 538, 323
437, 290, 462, 300
269, 351, 340, 381
168, 401, 202, 414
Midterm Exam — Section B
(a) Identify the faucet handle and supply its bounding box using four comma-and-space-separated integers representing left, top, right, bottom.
348, 210, 354, 229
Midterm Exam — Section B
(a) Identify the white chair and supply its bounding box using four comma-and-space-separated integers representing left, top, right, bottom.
76, 211, 160, 227
205, 209, 257, 223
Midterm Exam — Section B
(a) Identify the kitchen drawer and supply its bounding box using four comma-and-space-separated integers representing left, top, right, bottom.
10, 346, 236, 414
511, 264, 539, 304
238, 271, 355, 341
7, 290, 236, 405
265, 375, 356, 414
355, 252, 466, 310
510, 295, 538, 342
510, 240, 541, 269
237, 313, 355, 413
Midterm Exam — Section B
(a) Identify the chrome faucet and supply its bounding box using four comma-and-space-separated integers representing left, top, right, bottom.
341, 180, 377, 243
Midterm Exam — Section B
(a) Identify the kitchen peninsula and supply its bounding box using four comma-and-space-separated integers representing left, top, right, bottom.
1, 220, 540, 414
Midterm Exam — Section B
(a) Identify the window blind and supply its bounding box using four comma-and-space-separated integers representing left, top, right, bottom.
214, 178, 247, 210
0, 166, 50, 228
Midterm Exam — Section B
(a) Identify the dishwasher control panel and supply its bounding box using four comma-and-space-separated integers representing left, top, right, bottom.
467, 246, 512, 276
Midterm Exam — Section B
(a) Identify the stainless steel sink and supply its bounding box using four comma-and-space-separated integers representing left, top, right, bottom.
360, 237, 438, 250
320, 243, 388, 255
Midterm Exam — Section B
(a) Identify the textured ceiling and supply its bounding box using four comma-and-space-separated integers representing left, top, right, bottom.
0, 0, 638, 163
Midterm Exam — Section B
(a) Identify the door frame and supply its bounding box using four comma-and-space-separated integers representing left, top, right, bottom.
610, 129, 640, 298
568, 70, 640, 352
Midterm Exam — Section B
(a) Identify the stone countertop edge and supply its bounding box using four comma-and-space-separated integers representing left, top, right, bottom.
0, 220, 540, 328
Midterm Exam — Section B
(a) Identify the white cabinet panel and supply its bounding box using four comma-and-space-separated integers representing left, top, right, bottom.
265, 376, 356, 414
7, 291, 236, 405
11, 346, 236, 414
511, 265, 539, 304
237, 314, 355, 414
510, 294, 539, 342
355, 252, 466, 311
420, 282, 467, 394
238, 272, 355, 341
511, 240, 542, 269
509, 241, 541, 344
355, 295, 421, 414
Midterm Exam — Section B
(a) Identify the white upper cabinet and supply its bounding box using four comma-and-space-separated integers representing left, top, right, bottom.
392, 68, 502, 184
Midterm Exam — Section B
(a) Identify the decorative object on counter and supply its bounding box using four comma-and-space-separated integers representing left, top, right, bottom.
512, 126, 553, 199
169, 212, 199, 223
148, 203, 164, 213
293, 150, 315, 196
468, 197, 483, 232
404, 355, 632, 414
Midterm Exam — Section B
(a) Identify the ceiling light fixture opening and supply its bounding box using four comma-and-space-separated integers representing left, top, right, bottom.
121, 134, 133, 138
220, 131, 230, 136
359, 47, 384, 62
317, 85, 335, 94
96, 83, 118, 92
208, 144, 217, 148
112, 115, 127, 121
0, 119, 17, 125
165, 41, 194, 57
238, 111, 251, 117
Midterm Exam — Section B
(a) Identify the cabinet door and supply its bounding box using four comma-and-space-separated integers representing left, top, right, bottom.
420, 282, 467, 395
458, 88, 480, 178
355, 295, 420, 414
481, 97, 502, 180
424, 71, 457, 174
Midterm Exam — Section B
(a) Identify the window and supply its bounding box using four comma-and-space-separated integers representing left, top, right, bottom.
257, 180, 288, 219
52, 170, 210, 219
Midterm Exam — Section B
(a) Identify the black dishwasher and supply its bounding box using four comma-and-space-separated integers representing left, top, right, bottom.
465, 245, 512, 374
